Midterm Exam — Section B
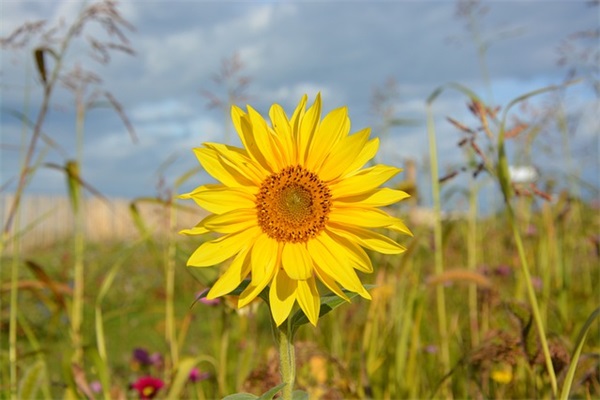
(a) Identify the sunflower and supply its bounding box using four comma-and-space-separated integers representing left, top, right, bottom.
181, 94, 411, 326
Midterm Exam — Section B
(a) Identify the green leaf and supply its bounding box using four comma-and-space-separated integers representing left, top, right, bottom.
291, 390, 310, 400
290, 285, 375, 335
257, 383, 287, 400
222, 393, 259, 400
18, 360, 44, 400
559, 307, 600, 400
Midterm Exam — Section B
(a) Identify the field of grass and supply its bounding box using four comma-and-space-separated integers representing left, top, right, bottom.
1, 195, 599, 399
1, 1, 599, 399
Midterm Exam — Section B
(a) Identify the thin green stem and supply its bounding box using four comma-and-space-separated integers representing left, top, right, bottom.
71, 89, 86, 365
8, 243, 19, 400
506, 205, 558, 396
426, 104, 451, 391
467, 182, 480, 348
497, 92, 560, 397
278, 321, 295, 400
165, 198, 178, 375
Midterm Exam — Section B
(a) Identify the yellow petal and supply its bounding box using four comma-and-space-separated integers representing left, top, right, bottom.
296, 277, 320, 326
238, 241, 281, 308
250, 235, 279, 286
329, 165, 400, 198
388, 218, 413, 236
335, 188, 410, 208
187, 227, 260, 267
184, 184, 255, 214
247, 105, 285, 170
193, 147, 254, 187
297, 93, 321, 164
307, 233, 370, 299
328, 223, 406, 255
325, 229, 373, 273
338, 137, 380, 177
179, 225, 209, 236
318, 128, 371, 181
231, 105, 273, 174
204, 143, 267, 184
269, 268, 297, 326
291, 94, 308, 133
306, 106, 349, 171
281, 242, 313, 280
200, 209, 257, 234
328, 207, 400, 230
269, 103, 296, 165
313, 267, 350, 301
207, 247, 252, 299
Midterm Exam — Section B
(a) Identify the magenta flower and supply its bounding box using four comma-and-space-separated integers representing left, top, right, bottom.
131, 376, 164, 399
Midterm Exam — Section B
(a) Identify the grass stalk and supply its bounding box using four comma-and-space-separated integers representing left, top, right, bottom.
8, 243, 19, 400
496, 88, 565, 396
506, 205, 558, 395
165, 197, 179, 375
467, 182, 480, 348
426, 103, 451, 392
70, 86, 86, 365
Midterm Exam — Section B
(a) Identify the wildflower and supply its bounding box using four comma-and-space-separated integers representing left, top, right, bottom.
131, 348, 152, 371
181, 94, 411, 326
149, 352, 163, 368
132, 348, 152, 366
130, 376, 164, 399
189, 367, 210, 382
90, 381, 102, 394
491, 364, 513, 384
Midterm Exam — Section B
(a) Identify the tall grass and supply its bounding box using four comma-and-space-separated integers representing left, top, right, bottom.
1, 1, 599, 399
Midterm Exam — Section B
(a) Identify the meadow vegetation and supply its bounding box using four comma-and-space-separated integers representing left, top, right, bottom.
1, 1, 598, 399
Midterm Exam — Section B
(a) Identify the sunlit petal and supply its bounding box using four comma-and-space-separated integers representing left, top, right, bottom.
296, 277, 320, 326
269, 268, 297, 326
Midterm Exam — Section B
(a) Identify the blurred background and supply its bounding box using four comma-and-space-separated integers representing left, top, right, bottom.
1, 2, 599, 399
2, 0, 598, 208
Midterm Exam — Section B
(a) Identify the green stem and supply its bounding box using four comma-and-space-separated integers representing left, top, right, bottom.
467, 181, 480, 348
8, 242, 19, 400
506, 205, 558, 395
165, 198, 178, 375
217, 309, 230, 397
426, 104, 451, 388
71, 88, 85, 365
278, 321, 295, 400
497, 93, 559, 397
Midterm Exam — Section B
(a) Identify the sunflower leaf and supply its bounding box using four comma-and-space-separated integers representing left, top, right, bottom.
257, 383, 287, 400
292, 390, 309, 400
222, 393, 259, 400
290, 285, 375, 334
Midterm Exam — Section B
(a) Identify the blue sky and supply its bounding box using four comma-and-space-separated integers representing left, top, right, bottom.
1, 0, 598, 212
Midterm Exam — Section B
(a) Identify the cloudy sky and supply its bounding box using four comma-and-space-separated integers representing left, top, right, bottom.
1, 0, 598, 212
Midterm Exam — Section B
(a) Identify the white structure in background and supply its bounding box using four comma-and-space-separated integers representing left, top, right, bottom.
508, 165, 539, 184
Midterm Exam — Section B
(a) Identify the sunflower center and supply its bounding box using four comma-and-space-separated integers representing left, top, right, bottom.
256, 165, 331, 243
